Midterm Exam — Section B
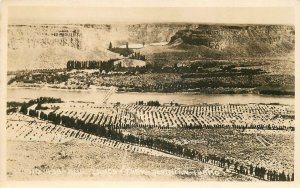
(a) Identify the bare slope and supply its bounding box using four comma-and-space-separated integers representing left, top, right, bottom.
8, 46, 120, 70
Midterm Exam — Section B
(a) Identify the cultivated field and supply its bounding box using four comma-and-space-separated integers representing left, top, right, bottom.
34, 102, 294, 130
6, 113, 177, 157
13, 99, 294, 180
6, 113, 253, 181
125, 128, 294, 174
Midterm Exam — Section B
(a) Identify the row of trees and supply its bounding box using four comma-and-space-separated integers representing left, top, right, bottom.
67, 60, 102, 70
135, 101, 161, 106
67, 59, 150, 73
66, 59, 118, 71
19, 102, 293, 181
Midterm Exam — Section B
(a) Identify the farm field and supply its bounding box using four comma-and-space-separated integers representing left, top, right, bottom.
34, 102, 295, 130
6, 113, 177, 157
124, 128, 294, 175
12, 98, 295, 180
6, 113, 253, 181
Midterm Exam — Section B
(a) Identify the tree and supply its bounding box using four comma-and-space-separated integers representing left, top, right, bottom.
20, 103, 28, 114
249, 164, 253, 175
109, 42, 112, 49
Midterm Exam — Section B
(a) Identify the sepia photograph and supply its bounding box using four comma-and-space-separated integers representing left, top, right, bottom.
1, 0, 299, 186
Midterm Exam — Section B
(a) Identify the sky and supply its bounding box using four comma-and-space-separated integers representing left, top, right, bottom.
8, 6, 295, 25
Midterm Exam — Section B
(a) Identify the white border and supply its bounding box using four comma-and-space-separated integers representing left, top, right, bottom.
1, 0, 299, 188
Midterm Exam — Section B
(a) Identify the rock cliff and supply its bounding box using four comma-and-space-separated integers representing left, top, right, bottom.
8, 23, 196, 51
169, 25, 295, 56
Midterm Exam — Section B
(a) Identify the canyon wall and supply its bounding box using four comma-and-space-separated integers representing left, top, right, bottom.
8, 23, 196, 51
8, 24, 294, 71
170, 25, 295, 55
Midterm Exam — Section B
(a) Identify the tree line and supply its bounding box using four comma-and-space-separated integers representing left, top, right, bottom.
66, 59, 118, 71
135, 100, 161, 106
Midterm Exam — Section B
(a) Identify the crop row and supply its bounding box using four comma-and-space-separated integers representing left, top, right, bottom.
28, 103, 295, 130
